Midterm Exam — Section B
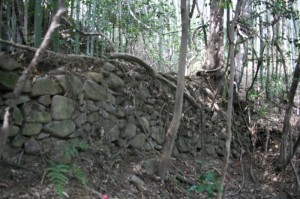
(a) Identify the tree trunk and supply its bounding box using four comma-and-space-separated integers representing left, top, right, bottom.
34, 0, 42, 47
203, 0, 225, 80
157, 0, 188, 180
218, 1, 245, 198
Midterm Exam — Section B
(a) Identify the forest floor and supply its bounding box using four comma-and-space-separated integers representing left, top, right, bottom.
0, 53, 300, 199
0, 132, 299, 199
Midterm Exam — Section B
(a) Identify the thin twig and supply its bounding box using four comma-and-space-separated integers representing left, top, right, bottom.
290, 159, 300, 191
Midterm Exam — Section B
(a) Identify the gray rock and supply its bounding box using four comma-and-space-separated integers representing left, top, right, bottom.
0, 72, 19, 90
22, 123, 43, 136
31, 77, 62, 96
117, 138, 127, 148
78, 93, 84, 105
176, 136, 190, 153
130, 134, 146, 149
118, 119, 126, 129
142, 158, 158, 174
25, 110, 51, 123
86, 72, 104, 83
0, 53, 22, 71
37, 132, 50, 140
138, 84, 150, 98
102, 102, 116, 113
144, 141, 154, 151
103, 62, 116, 72
153, 142, 162, 150
55, 75, 83, 95
43, 120, 75, 137
4, 95, 31, 106
218, 128, 227, 140
105, 73, 124, 90
83, 80, 106, 101
74, 113, 87, 127
87, 112, 100, 123
71, 109, 81, 120
2, 92, 13, 99
101, 110, 110, 119
21, 101, 46, 116
12, 107, 23, 125
51, 95, 75, 120
69, 129, 85, 138
8, 125, 20, 137
151, 126, 165, 145
104, 125, 120, 143
82, 123, 92, 132
107, 114, 119, 124
115, 107, 125, 117
211, 112, 221, 123
86, 100, 99, 112
172, 146, 180, 157
24, 138, 41, 155
11, 134, 27, 147
140, 117, 150, 132
205, 144, 217, 156
38, 95, 51, 106
122, 124, 137, 139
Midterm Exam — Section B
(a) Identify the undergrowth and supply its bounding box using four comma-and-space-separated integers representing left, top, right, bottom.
189, 171, 222, 198
45, 139, 90, 197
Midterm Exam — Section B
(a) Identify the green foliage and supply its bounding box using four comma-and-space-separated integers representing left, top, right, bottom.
46, 163, 70, 197
71, 165, 88, 186
256, 103, 269, 117
46, 140, 90, 197
189, 171, 222, 198
46, 163, 88, 197
248, 89, 260, 100
63, 139, 90, 157
271, 76, 287, 101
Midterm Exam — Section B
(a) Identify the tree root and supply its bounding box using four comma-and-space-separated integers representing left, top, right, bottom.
109, 52, 204, 111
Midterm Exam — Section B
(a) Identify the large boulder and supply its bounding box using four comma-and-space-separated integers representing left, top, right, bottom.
106, 73, 124, 90
25, 110, 52, 123
43, 120, 76, 138
0, 72, 19, 90
0, 53, 22, 71
22, 123, 43, 136
31, 77, 62, 96
51, 95, 75, 120
55, 75, 83, 95
83, 80, 106, 101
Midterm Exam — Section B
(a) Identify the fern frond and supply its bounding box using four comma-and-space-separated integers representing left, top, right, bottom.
71, 165, 88, 186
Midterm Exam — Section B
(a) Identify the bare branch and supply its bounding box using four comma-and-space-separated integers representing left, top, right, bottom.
62, 17, 116, 52
0, 3, 67, 156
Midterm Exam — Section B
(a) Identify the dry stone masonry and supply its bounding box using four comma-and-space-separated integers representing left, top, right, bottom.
0, 53, 246, 163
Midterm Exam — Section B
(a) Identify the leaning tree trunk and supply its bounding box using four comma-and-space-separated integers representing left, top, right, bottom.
157, 0, 188, 179
279, 50, 300, 197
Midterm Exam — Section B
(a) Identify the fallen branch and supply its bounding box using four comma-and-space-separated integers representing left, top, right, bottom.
110, 52, 156, 77
0, 39, 99, 61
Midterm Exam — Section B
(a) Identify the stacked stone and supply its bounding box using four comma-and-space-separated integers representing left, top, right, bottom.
0, 53, 234, 161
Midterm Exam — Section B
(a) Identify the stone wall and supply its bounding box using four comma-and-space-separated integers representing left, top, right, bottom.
0, 53, 233, 162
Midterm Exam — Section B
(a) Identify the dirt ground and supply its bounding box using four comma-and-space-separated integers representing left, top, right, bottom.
0, 134, 299, 199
